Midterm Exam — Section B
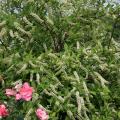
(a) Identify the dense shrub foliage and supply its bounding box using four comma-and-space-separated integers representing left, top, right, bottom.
0, 0, 120, 120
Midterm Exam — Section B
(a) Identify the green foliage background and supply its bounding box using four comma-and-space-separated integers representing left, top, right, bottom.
0, 0, 120, 119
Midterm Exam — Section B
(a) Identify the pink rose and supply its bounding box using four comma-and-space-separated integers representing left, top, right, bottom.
15, 93, 21, 100
36, 108, 49, 120
5, 82, 34, 101
5, 89, 16, 97
19, 82, 33, 101
0, 104, 9, 118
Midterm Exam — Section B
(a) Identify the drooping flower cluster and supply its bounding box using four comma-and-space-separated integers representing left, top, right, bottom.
0, 104, 9, 118
5, 82, 34, 101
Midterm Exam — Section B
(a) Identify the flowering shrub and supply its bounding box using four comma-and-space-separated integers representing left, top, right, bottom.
0, 46, 120, 119
0, 0, 120, 119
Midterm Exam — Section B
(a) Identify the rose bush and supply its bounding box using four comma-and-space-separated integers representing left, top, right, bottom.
3, 82, 49, 119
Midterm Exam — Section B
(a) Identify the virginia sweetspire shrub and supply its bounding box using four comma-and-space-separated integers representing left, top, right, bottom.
0, 0, 120, 119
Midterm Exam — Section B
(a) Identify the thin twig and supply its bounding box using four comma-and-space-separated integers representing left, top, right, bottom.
108, 14, 120, 49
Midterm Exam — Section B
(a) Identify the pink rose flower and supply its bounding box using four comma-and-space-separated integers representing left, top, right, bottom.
15, 93, 21, 100
0, 104, 9, 118
5, 89, 16, 97
5, 82, 34, 101
19, 82, 33, 101
36, 108, 49, 120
